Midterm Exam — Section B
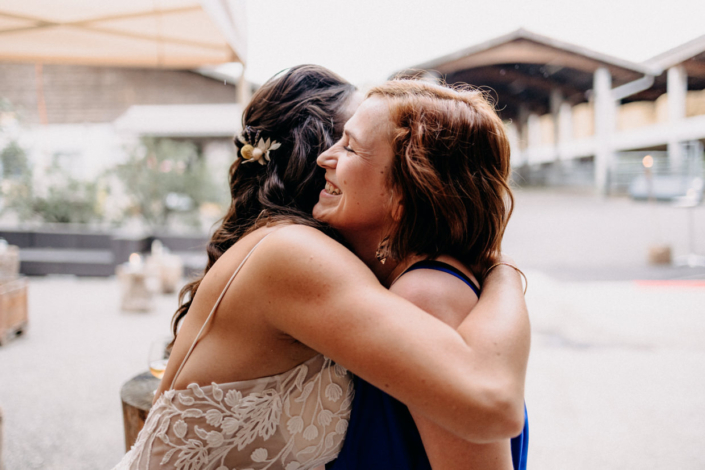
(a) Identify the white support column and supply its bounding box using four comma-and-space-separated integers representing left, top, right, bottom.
516, 104, 530, 165
550, 89, 563, 160
667, 65, 688, 172
505, 122, 521, 167
593, 67, 616, 194
236, 70, 251, 106
527, 112, 542, 157
558, 102, 573, 151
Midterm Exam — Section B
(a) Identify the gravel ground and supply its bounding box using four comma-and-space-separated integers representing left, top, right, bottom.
525, 272, 705, 469
0, 277, 177, 470
1, 189, 704, 469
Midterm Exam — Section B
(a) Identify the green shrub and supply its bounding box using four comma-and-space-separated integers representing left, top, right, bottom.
114, 138, 223, 230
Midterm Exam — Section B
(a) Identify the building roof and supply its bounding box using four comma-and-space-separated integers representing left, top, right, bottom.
621, 33, 705, 102
401, 28, 654, 81
645, 33, 705, 76
396, 29, 659, 120
114, 103, 243, 137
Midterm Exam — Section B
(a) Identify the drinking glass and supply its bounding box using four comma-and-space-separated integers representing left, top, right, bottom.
148, 337, 172, 379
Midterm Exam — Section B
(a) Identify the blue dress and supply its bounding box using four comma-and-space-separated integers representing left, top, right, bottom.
327, 260, 529, 470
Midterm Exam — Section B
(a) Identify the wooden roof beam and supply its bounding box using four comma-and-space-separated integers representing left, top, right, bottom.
683, 59, 705, 79
447, 66, 586, 99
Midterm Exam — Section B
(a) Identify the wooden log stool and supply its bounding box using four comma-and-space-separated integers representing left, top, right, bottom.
0, 277, 28, 346
120, 372, 160, 451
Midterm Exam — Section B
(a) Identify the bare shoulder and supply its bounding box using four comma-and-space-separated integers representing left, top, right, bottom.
203, 224, 369, 290
262, 224, 369, 269
391, 257, 479, 328
248, 224, 379, 293
265, 224, 347, 255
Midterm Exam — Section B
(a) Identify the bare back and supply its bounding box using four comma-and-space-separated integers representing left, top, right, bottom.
117, 225, 356, 470
158, 225, 317, 396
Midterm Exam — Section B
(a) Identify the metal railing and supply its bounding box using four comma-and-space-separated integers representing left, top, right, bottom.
610, 141, 704, 197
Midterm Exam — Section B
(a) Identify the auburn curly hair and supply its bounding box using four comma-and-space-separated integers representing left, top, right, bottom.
368, 80, 514, 274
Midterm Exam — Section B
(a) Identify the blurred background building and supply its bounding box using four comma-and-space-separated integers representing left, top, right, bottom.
0, 1, 249, 157
0, 0, 249, 182
1, 63, 244, 181
399, 29, 705, 195
0, 0, 249, 276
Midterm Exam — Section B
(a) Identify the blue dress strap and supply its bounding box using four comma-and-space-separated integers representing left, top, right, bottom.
403, 259, 481, 297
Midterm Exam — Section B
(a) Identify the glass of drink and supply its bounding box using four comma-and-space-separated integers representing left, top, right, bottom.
148, 337, 172, 380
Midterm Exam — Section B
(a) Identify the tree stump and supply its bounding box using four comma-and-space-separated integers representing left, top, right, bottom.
120, 372, 160, 451
0, 277, 28, 346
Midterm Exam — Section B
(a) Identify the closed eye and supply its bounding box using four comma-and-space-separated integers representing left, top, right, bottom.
343, 146, 356, 154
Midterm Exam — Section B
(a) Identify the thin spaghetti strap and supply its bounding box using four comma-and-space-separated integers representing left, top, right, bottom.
169, 232, 273, 390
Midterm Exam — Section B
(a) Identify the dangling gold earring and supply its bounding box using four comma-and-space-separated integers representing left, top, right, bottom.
376, 236, 390, 265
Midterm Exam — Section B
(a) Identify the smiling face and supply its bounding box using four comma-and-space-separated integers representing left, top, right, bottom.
313, 96, 399, 244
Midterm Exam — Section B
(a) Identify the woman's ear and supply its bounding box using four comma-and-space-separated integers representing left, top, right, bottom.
389, 190, 403, 222
391, 203, 403, 222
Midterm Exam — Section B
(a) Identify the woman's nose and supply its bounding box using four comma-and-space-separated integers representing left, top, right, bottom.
317, 147, 338, 168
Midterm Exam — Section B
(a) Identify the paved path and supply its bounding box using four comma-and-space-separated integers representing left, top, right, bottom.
0, 189, 704, 469
504, 188, 705, 280
525, 272, 705, 469
0, 277, 176, 470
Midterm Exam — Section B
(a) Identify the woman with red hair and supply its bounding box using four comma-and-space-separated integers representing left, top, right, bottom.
317, 80, 529, 469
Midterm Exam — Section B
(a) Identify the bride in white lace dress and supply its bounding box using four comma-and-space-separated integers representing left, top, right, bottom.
113, 65, 528, 470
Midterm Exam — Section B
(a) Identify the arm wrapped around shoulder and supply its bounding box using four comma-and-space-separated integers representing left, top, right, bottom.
250, 225, 528, 441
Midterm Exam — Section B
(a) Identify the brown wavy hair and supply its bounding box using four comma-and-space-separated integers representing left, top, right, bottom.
171, 65, 356, 340
368, 80, 513, 275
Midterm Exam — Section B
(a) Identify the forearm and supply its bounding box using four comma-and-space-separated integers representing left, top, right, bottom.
411, 410, 513, 468
387, 261, 530, 442
454, 263, 530, 437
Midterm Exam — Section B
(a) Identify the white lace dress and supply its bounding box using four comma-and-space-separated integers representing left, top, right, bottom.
113, 235, 354, 470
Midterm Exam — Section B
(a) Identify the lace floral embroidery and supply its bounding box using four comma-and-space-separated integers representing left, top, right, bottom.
117, 356, 353, 470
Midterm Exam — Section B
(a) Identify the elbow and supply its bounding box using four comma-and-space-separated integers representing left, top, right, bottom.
464, 386, 525, 443
489, 390, 525, 440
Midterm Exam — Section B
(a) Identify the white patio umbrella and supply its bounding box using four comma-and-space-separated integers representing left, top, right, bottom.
0, 0, 246, 68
